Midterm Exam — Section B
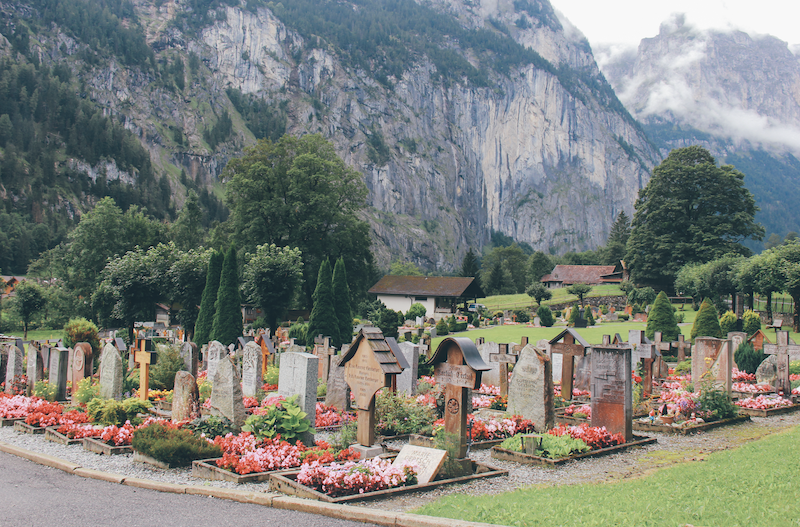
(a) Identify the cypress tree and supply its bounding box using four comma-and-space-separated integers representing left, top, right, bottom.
646, 291, 680, 341
690, 297, 722, 342
568, 304, 580, 327
306, 259, 339, 347
194, 250, 223, 346
211, 245, 243, 346
332, 257, 352, 348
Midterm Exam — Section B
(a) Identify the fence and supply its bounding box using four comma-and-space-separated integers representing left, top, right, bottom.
753, 296, 795, 314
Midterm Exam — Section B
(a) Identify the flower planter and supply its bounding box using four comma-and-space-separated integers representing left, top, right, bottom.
0, 417, 24, 427
133, 451, 191, 469
491, 435, 657, 466
82, 437, 133, 455
269, 460, 508, 503
732, 390, 773, 400
13, 421, 46, 434
633, 415, 750, 435
736, 404, 800, 418
409, 434, 505, 451
44, 427, 85, 445
191, 458, 281, 483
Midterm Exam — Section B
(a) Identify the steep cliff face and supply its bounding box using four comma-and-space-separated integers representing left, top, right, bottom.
17, 0, 658, 270
600, 16, 800, 243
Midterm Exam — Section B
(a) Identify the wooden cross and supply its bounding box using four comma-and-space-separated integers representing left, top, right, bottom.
511, 336, 529, 354
133, 340, 157, 401
550, 332, 586, 401
490, 343, 518, 396
316, 336, 336, 382
763, 330, 800, 395
672, 334, 691, 362
652, 332, 672, 379
628, 330, 656, 394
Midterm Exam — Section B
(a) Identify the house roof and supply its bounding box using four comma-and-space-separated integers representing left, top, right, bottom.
368, 276, 481, 298
540, 265, 619, 285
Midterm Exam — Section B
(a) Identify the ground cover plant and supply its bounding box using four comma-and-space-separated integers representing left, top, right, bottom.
416, 425, 800, 526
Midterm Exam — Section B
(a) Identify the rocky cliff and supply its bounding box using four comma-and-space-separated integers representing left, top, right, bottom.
12, 0, 659, 270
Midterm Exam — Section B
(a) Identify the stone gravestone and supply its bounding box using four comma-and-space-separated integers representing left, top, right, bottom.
72, 342, 93, 395
573, 352, 592, 392
325, 354, 351, 411
171, 371, 200, 423
209, 355, 247, 430
99, 343, 124, 401
762, 330, 800, 396
392, 445, 447, 485
278, 351, 318, 446
590, 344, 633, 441
5, 342, 24, 394
395, 342, 419, 396
692, 337, 733, 395
312, 336, 336, 382
672, 334, 691, 362
206, 341, 224, 380
426, 337, 490, 459
628, 330, 656, 394
507, 344, 553, 432
0, 344, 8, 387
756, 355, 778, 386
241, 341, 263, 398
181, 342, 199, 378
26, 341, 44, 396
341, 328, 403, 458
49, 347, 70, 401
728, 332, 748, 369
477, 341, 501, 387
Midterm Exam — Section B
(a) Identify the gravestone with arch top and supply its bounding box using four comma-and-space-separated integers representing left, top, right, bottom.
72, 342, 93, 395
425, 337, 490, 459
341, 327, 404, 458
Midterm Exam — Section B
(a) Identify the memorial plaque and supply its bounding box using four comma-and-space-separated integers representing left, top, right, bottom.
344, 344, 387, 411
434, 363, 477, 388
392, 445, 447, 485
590, 344, 632, 441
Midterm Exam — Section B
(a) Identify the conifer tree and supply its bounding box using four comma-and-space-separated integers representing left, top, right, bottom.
646, 291, 680, 341
536, 305, 555, 327
211, 245, 243, 346
306, 259, 339, 347
568, 304, 581, 327
690, 297, 722, 342
585, 306, 595, 326
194, 250, 223, 345
332, 257, 352, 348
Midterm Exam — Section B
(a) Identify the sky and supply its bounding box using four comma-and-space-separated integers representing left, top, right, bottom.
548, 0, 800, 50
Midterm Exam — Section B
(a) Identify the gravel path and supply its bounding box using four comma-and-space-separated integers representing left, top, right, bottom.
2, 411, 798, 512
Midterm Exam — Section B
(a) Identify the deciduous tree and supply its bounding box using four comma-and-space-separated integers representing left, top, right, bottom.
242, 244, 303, 335
13, 281, 45, 339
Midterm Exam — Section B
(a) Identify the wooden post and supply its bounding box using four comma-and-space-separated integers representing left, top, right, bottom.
444, 345, 469, 459
652, 332, 671, 378
357, 396, 376, 447
551, 333, 585, 400
490, 343, 518, 397
134, 340, 157, 401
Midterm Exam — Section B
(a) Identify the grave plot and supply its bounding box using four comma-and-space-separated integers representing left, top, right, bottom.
735, 394, 800, 417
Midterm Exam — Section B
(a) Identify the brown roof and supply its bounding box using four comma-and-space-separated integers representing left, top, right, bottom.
541, 265, 618, 285
368, 276, 480, 298
341, 327, 403, 375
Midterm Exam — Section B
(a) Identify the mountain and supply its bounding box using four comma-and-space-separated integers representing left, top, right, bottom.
0, 0, 658, 274
597, 15, 800, 248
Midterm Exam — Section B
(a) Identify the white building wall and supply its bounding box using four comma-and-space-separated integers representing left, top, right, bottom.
377, 294, 436, 319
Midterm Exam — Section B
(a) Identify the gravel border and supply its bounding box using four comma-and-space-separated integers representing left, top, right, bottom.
3, 411, 798, 512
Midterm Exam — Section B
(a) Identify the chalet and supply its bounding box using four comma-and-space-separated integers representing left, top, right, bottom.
368, 276, 483, 321
1, 276, 23, 298
540, 262, 627, 289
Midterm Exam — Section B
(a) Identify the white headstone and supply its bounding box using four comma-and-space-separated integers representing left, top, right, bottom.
278, 351, 318, 444
507, 344, 553, 432
48, 347, 70, 401
241, 341, 263, 398
396, 342, 419, 396
206, 341, 224, 380
477, 341, 501, 386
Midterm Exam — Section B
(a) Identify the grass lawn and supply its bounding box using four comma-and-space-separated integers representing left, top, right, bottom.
3, 329, 64, 342
479, 284, 625, 311
414, 425, 800, 526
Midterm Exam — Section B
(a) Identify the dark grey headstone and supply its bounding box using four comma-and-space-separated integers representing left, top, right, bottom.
48, 347, 70, 401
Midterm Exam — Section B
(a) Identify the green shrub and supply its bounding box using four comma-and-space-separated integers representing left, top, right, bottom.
646, 291, 680, 341
73, 377, 99, 404
406, 303, 427, 321
150, 344, 186, 391
288, 321, 308, 343
132, 423, 221, 466
87, 397, 152, 426
734, 343, 764, 375
186, 415, 235, 439
585, 308, 595, 326
743, 310, 761, 335
719, 310, 737, 336
331, 421, 357, 451
375, 390, 436, 436
418, 353, 434, 377
263, 365, 279, 386
553, 310, 562, 318
500, 433, 589, 459
447, 315, 458, 332
34, 380, 58, 402
317, 382, 327, 398
242, 395, 312, 444
435, 318, 449, 335
536, 305, 555, 327
690, 298, 722, 341
696, 384, 737, 421
674, 359, 692, 375
513, 309, 530, 323
791, 361, 800, 376
568, 305, 580, 327
618, 312, 630, 321
62, 318, 100, 352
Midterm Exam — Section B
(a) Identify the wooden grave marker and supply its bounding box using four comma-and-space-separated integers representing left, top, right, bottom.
134, 339, 158, 401
548, 329, 589, 401
490, 343, 518, 396
313, 335, 337, 381
652, 332, 671, 379
425, 337, 490, 459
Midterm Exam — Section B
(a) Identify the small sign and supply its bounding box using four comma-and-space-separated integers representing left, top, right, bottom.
344, 343, 387, 410
434, 363, 477, 388
392, 445, 447, 485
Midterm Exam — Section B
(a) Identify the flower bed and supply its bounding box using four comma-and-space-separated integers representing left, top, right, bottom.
14, 420, 47, 434
634, 415, 751, 434
0, 394, 50, 420
314, 402, 354, 430
296, 458, 417, 497
411, 414, 535, 450
735, 395, 799, 417
492, 433, 655, 466
561, 404, 592, 419
732, 382, 773, 394
732, 368, 756, 382
46, 423, 103, 445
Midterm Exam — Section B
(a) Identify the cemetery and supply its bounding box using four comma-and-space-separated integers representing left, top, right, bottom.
2, 292, 800, 525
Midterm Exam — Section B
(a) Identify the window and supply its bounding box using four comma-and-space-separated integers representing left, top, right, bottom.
415, 297, 427, 302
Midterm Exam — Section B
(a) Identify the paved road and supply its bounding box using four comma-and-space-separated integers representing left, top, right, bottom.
0, 452, 378, 527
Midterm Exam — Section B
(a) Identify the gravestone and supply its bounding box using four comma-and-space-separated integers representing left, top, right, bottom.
507, 344, 553, 432
312, 336, 336, 381
341, 328, 403, 457
5, 342, 25, 394
241, 341, 263, 398
26, 341, 44, 396
72, 342, 93, 395
629, 330, 656, 394
756, 355, 778, 386
99, 343, 124, 400
133, 340, 158, 401
325, 354, 350, 411
605, 312, 618, 321
426, 337, 490, 459
206, 341, 224, 380
209, 355, 247, 430
692, 337, 733, 395
0, 344, 8, 385
574, 352, 592, 392
590, 344, 633, 441
395, 341, 419, 396
181, 342, 199, 378
255, 332, 274, 372
652, 332, 671, 379
278, 351, 318, 445
672, 334, 691, 362
728, 332, 748, 369
549, 329, 588, 401
392, 445, 447, 485
762, 330, 800, 395
477, 341, 501, 386
49, 347, 70, 401
171, 371, 200, 423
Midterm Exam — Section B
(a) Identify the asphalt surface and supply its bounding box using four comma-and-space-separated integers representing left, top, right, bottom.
0, 452, 379, 527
